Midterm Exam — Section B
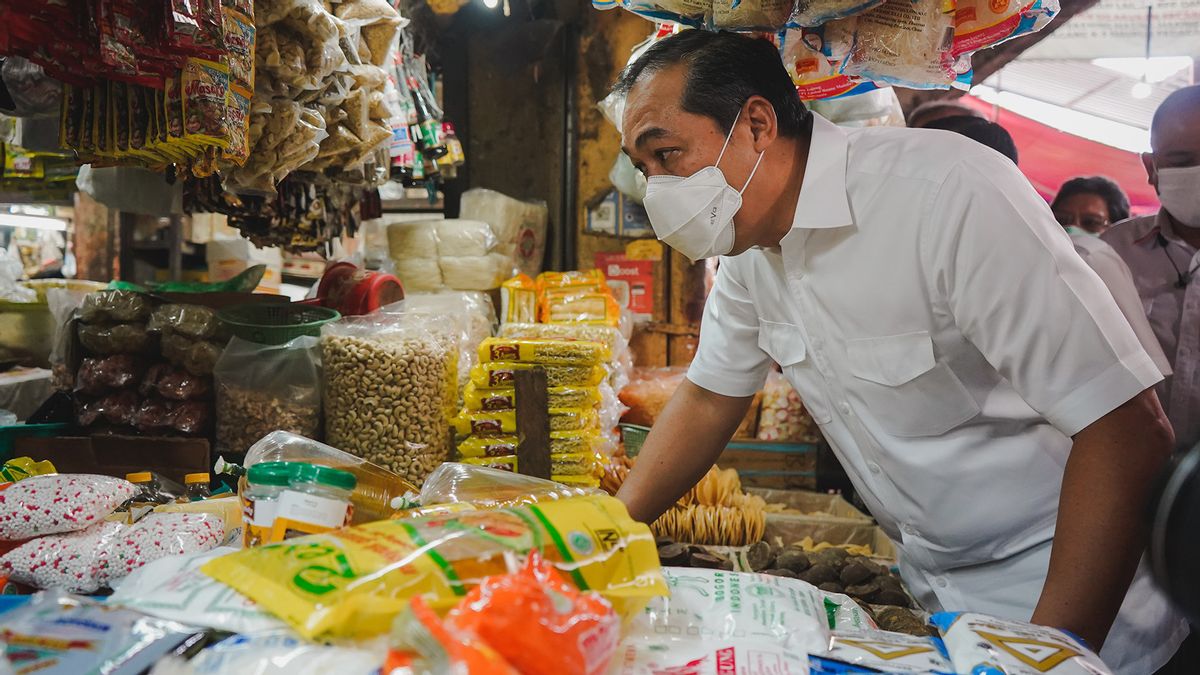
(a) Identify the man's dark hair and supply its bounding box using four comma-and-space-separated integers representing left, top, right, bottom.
613, 30, 810, 138
907, 100, 983, 129
922, 115, 1019, 165
1051, 176, 1132, 224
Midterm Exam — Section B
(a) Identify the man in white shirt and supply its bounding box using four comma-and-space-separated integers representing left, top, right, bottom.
1102, 85, 1200, 454
613, 31, 1186, 673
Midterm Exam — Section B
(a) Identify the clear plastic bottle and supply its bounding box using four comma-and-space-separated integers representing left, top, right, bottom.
242, 462, 292, 547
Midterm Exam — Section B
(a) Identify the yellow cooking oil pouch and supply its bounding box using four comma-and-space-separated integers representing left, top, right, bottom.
201, 494, 666, 640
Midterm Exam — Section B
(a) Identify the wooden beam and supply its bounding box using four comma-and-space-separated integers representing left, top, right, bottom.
514, 367, 552, 480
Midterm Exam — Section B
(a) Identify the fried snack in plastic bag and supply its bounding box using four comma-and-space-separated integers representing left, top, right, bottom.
456, 431, 607, 459
842, 0, 958, 90
932, 612, 1113, 675
463, 382, 601, 411
477, 337, 609, 367
792, 0, 884, 26
453, 407, 599, 437
536, 269, 607, 294
445, 552, 620, 675
201, 494, 666, 640
78, 322, 154, 355
459, 452, 604, 479
811, 630, 954, 673
470, 361, 607, 388
80, 289, 153, 323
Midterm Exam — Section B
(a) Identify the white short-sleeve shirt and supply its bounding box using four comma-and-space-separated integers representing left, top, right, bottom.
688, 114, 1187, 674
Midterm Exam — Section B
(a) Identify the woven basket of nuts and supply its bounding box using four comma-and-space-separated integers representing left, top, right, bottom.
322, 316, 459, 486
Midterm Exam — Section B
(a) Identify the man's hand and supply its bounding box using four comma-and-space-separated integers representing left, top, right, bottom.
1031, 388, 1174, 649
617, 379, 754, 523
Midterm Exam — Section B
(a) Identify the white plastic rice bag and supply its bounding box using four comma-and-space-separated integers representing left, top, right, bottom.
439, 254, 512, 291
435, 219, 498, 257
932, 612, 1113, 675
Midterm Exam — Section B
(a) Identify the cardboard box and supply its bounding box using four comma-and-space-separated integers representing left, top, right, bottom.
14, 434, 210, 485
718, 441, 816, 490
749, 487, 898, 558
749, 487, 872, 521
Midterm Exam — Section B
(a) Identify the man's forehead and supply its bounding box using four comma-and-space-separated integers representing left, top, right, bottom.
621, 67, 686, 135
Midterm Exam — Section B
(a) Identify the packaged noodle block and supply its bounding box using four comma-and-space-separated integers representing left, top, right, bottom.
459, 452, 604, 478
463, 382, 601, 412
500, 274, 538, 324
456, 431, 607, 458
200, 494, 667, 640
478, 337, 610, 367
932, 612, 1112, 675
539, 290, 622, 327
471, 361, 607, 389
536, 269, 607, 295
452, 407, 600, 437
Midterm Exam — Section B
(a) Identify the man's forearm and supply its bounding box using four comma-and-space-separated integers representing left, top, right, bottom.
1031, 389, 1174, 649
617, 380, 753, 523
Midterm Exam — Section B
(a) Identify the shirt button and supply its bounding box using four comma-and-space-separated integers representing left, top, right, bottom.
935, 577, 949, 589
838, 402, 852, 416
868, 462, 881, 475
902, 524, 919, 536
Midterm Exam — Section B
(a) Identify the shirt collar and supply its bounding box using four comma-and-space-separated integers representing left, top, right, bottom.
789, 113, 853, 231
1134, 209, 1190, 248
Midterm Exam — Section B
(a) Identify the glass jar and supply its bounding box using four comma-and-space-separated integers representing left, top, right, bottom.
184, 472, 212, 501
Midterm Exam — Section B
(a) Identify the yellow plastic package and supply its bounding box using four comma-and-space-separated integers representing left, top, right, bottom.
536, 269, 607, 295
470, 362, 607, 389
453, 408, 599, 437
460, 452, 603, 478
463, 382, 601, 412
478, 337, 609, 367
0, 457, 57, 483
201, 494, 666, 640
539, 290, 621, 327
456, 431, 606, 459
500, 274, 537, 324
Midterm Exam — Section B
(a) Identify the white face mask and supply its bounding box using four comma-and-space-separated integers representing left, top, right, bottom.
641, 110, 765, 262
1157, 164, 1200, 228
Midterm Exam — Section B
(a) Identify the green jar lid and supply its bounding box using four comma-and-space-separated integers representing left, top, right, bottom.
246, 461, 296, 487
292, 463, 357, 492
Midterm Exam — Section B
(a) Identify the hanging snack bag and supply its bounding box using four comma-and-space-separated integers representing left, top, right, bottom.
221, 7, 256, 90
201, 494, 666, 640
791, 0, 885, 26
842, 0, 958, 89
811, 630, 954, 673
932, 612, 1113, 675
952, 0, 1059, 56
463, 382, 601, 411
181, 57, 231, 148
781, 27, 877, 102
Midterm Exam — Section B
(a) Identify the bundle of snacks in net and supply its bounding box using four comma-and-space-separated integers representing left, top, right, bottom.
452, 408, 599, 437
201, 494, 666, 640
322, 314, 458, 486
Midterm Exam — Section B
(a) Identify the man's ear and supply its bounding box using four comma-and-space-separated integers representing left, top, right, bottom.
744, 96, 777, 151
1142, 152, 1159, 191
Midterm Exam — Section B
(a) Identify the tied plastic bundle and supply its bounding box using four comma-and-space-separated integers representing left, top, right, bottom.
200, 493, 666, 640
0, 474, 137, 540
458, 187, 549, 280
386, 219, 515, 291
387, 553, 620, 675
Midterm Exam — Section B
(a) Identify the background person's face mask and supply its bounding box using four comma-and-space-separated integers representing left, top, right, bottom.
642, 110, 764, 261
1157, 164, 1200, 228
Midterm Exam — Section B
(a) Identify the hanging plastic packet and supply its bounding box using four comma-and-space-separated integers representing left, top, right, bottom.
221, 7, 256, 90
780, 26, 878, 101
811, 629, 954, 673
201, 494, 666, 640
590, 0, 706, 27
932, 612, 1113, 675
181, 57, 231, 149
387, 596, 519, 674
842, 0, 958, 90
791, 0, 885, 26
711, 0, 796, 30
470, 361, 607, 388
463, 382, 602, 411
952, 0, 1059, 57
0, 589, 202, 674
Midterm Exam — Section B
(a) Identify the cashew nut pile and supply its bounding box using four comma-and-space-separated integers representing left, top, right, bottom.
216, 385, 320, 455
322, 333, 455, 485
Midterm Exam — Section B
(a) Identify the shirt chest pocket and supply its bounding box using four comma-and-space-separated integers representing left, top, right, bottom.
845, 331, 980, 437
757, 319, 832, 424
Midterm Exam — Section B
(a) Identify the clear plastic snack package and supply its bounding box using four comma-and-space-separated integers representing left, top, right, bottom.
215, 336, 322, 456
932, 611, 1113, 675
201, 494, 666, 640
842, 0, 958, 90
0, 589, 201, 675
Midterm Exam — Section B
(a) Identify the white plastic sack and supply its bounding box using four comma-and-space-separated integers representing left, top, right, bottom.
434, 219, 497, 257
109, 548, 288, 634
386, 221, 440, 259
